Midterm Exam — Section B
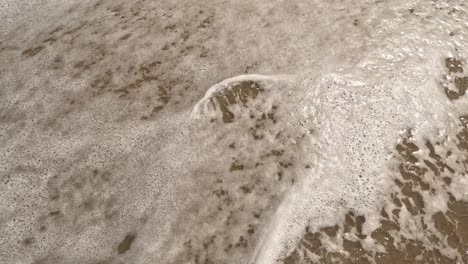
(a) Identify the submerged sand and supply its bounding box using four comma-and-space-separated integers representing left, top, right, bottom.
1, 0, 468, 263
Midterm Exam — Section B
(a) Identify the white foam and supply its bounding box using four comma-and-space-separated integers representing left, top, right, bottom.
251, 27, 468, 264
1, 0, 468, 263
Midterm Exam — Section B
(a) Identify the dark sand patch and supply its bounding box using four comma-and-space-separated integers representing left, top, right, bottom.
283, 119, 468, 264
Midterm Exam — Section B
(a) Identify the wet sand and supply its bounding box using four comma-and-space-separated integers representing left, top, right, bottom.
1, 0, 468, 264
284, 124, 468, 264
283, 58, 468, 264
282, 59, 468, 264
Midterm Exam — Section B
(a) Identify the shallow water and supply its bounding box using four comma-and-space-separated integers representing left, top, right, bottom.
1, 0, 468, 263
